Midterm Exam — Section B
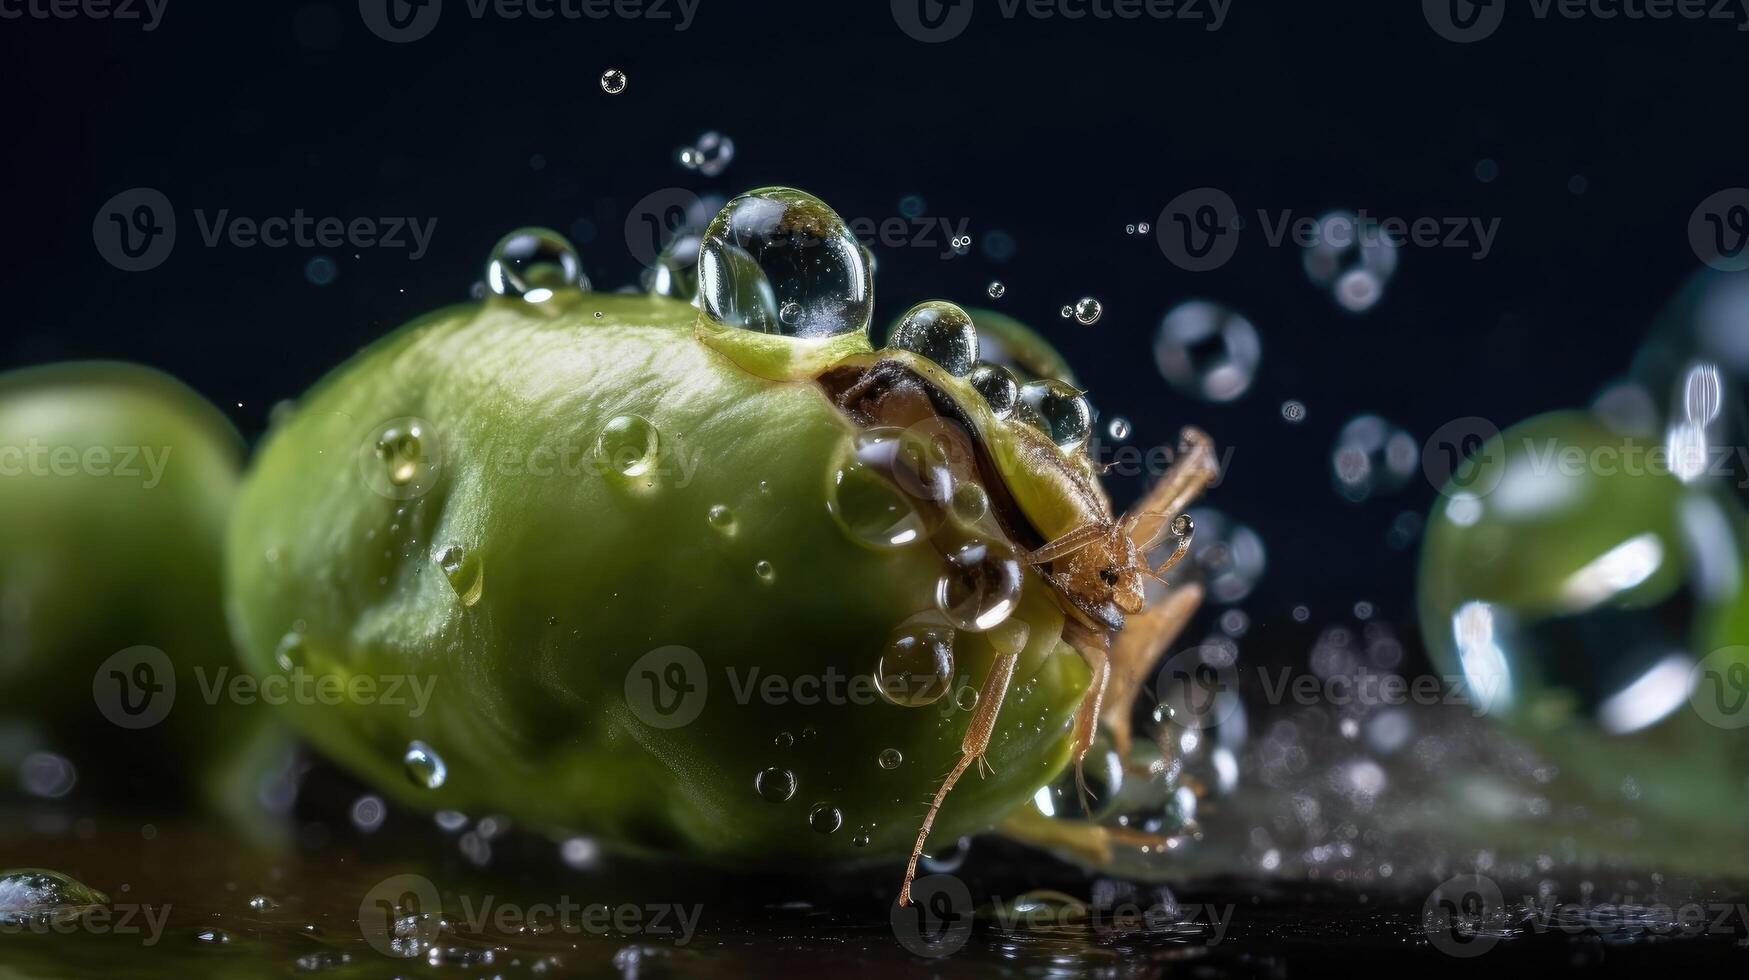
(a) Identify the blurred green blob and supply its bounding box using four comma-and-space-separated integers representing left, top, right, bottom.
1419, 410, 1749, 869
0, 363, 285, 823
225, 294, 1088, 867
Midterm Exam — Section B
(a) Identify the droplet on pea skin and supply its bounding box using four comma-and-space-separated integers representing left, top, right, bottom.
485, 227, 587, 302
435, 545, 484, 607
1015, 379, 1094, 450
936, 541, 1023, 632
697, 187, 872, 339
969, 362, 1021, 419
875, 623, 956, 707
403, 740, 448, 790
889, 300, 978, 377
595, 414, 661, 478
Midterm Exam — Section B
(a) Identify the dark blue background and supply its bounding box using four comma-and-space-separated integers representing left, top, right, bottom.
3, 0, 1737, 663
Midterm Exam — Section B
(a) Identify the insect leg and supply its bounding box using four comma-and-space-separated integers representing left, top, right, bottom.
898, 651, 1019, 908
1101, 583, 1204, 756
1122, 428, 1219, 549
1067, 639, 1110, 817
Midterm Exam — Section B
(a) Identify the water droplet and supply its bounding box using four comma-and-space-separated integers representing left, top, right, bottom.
773, 731, 794, 749
1302, 211, 1397, 313
646, 231, 703, 302
486, 228, 586, 302
853, 831, 872, 847
950, 481, 989, 525
698, 187, 872, 338
829, 446, 928, 548
955, 687, 981, 711
1331, 415, 1418, 501
754, 559, 776, 583
1107, 416, 1131, 440
1281, 399, 1307, 423
877, 748, 903, 770
968, 362, 1020, 418
0, 870, 107, 927
986, 280, 1006, 300
595, 414, 660, 478
1154, 300, 1261, 402
599, 69, 627, 94
274, 632, 307, 672
1059, 305, 1073, 319
435, 545, 484, 607
676, 130, 734, 177
1171, 507, 1265, 604
375, 422, 427, 486
755, 767, 796, 802
403, 740, 447, 790
1015, 379, 1093, 450
707, 504, 737, 535
1072, 297, 1102, 325
889, 300, 977, 376
808, 803, 843, 834
247, 895, 278, 912
936, 540, 1023, 632
875, 623, 955, 707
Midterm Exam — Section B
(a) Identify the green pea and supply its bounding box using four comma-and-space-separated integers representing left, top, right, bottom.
0, 362, 283, 823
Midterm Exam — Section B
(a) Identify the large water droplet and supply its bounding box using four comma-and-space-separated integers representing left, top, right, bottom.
829, 449, 927, 548
875, 622, 956, 707
595, 414, 661, 478
808, 803, 843, 834
697, 187, 872, 338
486, 228, 587, 302
889, 301, 977, 376
1071, 297, 1103, 325
969, 362, 1020, 418
1015, 379, 1093, 450
646, 231, 703, 303
436, 545, 484, 607
403, 741, 447, 790
1154, 301, 1261, 402
755, 767, 796, 802
707, 504, 737, 535
0, 870, 107, 926
936, 541, 1024, 632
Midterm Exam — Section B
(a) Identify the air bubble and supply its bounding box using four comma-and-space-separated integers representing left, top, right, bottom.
486, 228, 587, 302
936, 540, 1023, 632
755, 767, 796, 803
1155, 300, 1261, 403
595, 415, 660, 478
878, 748, 904, 769
1015, 380, 1093, 450
969, 362, 1020, 418
987, 281, 1006, 300
599, 69, 627, 94
402, 741, 447, 790
808, 803, 843, 834
889, 301, 978, 376
707, 504, 737, 535
1071, 297, 1102, 325
698, 187, 872, 338
875, 623, 956, 707
676, 131, 734, 177
754, 560, 776, 583
436, 545, 484, 607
